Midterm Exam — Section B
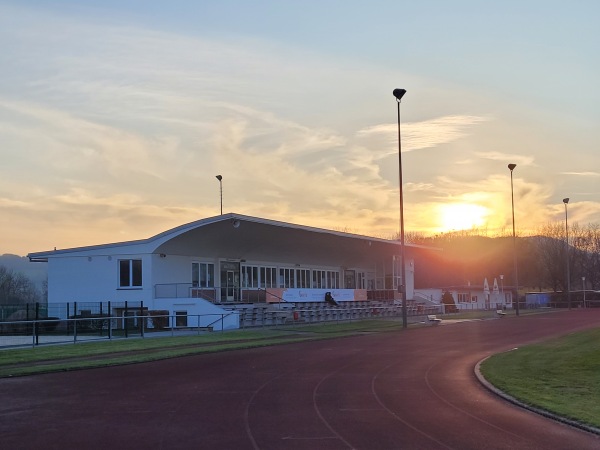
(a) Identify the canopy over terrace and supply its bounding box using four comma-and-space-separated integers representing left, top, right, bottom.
28, 213, 437, 305
154, 213, 416, 267
152, 213, 433, 301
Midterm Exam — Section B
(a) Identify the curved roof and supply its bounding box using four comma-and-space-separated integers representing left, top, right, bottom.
28, 213, 435, 265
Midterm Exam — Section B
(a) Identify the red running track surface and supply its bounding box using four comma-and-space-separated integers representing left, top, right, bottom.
1, 309, 599, 449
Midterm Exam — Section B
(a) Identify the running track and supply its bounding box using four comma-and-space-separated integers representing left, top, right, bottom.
2, 310, 600, 449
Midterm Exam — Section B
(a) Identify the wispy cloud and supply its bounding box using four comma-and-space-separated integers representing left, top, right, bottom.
356, 115, 489, 159
561, 171, 600, 177
474, 151, 535, 166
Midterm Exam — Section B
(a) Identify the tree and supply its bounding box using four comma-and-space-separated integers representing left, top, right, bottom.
0, 265, 41, 305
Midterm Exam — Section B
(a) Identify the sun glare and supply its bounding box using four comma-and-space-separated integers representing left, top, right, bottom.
437, 203, 488, 232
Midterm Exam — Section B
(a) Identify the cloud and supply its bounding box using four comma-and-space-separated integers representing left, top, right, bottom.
474, 151, 536, 166
356, 115, 489, 159
561, 171, 600, 177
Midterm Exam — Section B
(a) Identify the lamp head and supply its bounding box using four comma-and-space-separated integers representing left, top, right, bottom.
563, 197, 569, 204
393, 88, 407, 101
216, 175, 222, 181
508, 163, 516, 171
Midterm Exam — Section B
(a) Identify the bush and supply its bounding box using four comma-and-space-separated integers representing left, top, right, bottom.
148, 310, 169, 329
442, 291, 458, 313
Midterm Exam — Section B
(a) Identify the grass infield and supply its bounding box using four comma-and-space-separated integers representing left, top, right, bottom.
480, 327, 600, 429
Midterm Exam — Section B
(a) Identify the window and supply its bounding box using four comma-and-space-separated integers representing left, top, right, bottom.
296, 269, 311, 288
119, 259, 142, 288
458, 293, 469, 303
175, 311, 187, 327
241, 265, 259, 288
260, 267, 277, 288
312, 270, 340, 289
357, 272, 365, 289
279, 268, 296, 288
242, 265, 278, 289
192, 263, 214, 288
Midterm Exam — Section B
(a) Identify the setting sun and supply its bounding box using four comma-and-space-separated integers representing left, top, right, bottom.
437, 203, 489, 232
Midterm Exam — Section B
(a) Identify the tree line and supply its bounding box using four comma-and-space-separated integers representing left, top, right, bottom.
411, 222, 600, 293
0, 265, 45, 305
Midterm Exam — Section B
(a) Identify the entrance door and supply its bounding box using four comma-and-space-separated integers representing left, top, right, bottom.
226, 270, 236, 301
220, 261, 240, 302
344, 270, 356, 289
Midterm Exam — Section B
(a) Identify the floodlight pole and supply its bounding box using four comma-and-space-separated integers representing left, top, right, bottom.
216, 175, 223, 215
563, 198, 571, 310
393, 88, 408, 329
508, 164, 519, 316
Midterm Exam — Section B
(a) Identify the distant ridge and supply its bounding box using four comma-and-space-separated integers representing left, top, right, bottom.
0, 254, 47, 291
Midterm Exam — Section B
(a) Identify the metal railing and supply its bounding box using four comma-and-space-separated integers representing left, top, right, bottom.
0, 312, 234, 348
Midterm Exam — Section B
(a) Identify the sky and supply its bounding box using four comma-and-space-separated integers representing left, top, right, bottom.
1, 1, 599, 256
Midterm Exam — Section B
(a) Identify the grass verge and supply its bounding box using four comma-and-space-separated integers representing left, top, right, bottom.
0, 319, 411, 377
480, 327, 600, 428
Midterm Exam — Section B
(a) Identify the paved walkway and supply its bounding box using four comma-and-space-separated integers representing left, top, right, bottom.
1, 310, 599, 449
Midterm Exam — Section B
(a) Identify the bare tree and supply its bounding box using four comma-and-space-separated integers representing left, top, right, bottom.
0, 265, 41, 305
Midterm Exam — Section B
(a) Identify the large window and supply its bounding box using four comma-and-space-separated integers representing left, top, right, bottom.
241, 266, 259, 288
458, 293, 469, 303
279, 268, 296, 288
192, 262, 214, 288
296, 269, 311, 288
312, 270, 340, 289
260, 267, 277, 288
119, 259, 142, 288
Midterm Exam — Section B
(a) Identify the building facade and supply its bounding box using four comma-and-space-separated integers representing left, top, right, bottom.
29, 213, 432, 329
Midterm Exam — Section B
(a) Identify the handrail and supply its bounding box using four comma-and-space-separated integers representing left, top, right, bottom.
257, 287, 290, 307
206, 312, 236, 329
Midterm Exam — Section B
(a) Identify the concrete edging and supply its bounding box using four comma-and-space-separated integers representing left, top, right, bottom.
474, 356, 600, 436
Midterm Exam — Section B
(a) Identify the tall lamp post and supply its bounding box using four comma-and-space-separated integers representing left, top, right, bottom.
563, 197, 571, 309
393, 88, 408, 329
216, 175, 223, 215
582, 276, 586, 308
508, 164, 519, 316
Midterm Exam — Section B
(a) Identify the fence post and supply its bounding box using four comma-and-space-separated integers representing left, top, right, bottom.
35, 302, 40, 346
99, 301, 103, 337
124, 301, 128, 338
108, 301, 112, 340
140, 301, 144, 338
73, 301, 78, 343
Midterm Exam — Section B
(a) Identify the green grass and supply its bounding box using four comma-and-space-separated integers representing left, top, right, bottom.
480, 328, 600, 428
0, 320, 412, 377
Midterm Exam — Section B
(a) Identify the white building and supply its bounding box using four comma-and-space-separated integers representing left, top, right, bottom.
443, 279, 514, 311
28, 213, 433, 329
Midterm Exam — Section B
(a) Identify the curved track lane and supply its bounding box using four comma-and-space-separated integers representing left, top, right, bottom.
1, 310, 599, 449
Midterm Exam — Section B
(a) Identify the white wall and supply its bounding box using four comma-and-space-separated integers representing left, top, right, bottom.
48, 253, 153, 304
